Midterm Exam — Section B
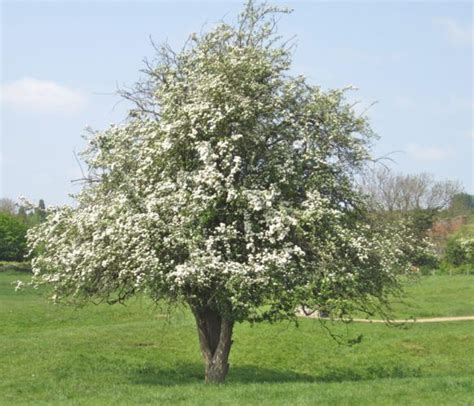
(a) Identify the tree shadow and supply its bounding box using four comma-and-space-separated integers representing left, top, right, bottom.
131, 362, 203, 386
130, 362, 422, 386
130, 362, 315, 386
315, 364, 423, 383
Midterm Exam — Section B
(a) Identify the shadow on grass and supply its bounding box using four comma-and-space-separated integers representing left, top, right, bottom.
316, 364, 423, 383
131, 362, 422, 386
131, 362, 314, 386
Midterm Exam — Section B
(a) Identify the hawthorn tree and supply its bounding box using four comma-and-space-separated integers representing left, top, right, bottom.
27, 1, 422, 383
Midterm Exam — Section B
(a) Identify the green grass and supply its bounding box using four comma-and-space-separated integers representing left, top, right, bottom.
1, 271, 473, 405
384, 275, 474, 319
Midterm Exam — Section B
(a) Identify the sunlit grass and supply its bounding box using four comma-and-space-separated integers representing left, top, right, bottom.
1, 271, 473, 405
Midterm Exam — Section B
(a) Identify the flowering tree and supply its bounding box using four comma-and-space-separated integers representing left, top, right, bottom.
28, 1, 420, 383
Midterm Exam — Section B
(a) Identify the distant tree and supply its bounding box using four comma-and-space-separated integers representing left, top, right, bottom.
360, 167, 464, 213
359, 167, 465, 267
35, 199, 47, 223
445, 237, 474, 267
448, 193, 474, 216
0, 212, 28, 261
17, 199, 48, 227
0, 198, 17, 215
18, 207, 28, 223
27, 1, 426, 383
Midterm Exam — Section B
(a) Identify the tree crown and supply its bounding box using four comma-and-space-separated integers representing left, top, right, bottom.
28, 1, 420, 323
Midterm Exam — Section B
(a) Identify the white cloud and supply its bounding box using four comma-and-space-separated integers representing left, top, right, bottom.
0, 77, 86, 114
407, 143, 454, 162
433, 17, 473, 45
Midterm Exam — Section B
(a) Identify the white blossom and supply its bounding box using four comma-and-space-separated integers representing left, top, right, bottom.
25, 1, 425, 324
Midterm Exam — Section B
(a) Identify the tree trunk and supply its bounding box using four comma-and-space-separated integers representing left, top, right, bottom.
192, 307, 234, 383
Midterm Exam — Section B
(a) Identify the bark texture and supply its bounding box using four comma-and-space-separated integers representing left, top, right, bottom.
193, 307, 234, 383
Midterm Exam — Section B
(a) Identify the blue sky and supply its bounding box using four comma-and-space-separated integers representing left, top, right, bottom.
1, 0, 472, 205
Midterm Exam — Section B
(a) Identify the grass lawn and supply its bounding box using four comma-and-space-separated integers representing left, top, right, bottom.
378, 275, 474, 319
1, 271, 473, 405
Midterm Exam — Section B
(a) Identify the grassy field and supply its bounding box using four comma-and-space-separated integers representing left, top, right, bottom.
378, 275, 474, 319
1, 271, 473, 405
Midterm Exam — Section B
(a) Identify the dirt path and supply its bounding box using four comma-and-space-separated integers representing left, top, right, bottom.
300, 314, 474, 323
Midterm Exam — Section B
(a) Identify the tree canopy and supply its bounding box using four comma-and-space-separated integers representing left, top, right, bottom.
27, 1, 423, 383
0, 198, 46, 262
0, 212, 28, 261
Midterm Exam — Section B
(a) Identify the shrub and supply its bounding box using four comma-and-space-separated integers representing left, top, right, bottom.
445, 237, 474, 267
0, 212, 28, 261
